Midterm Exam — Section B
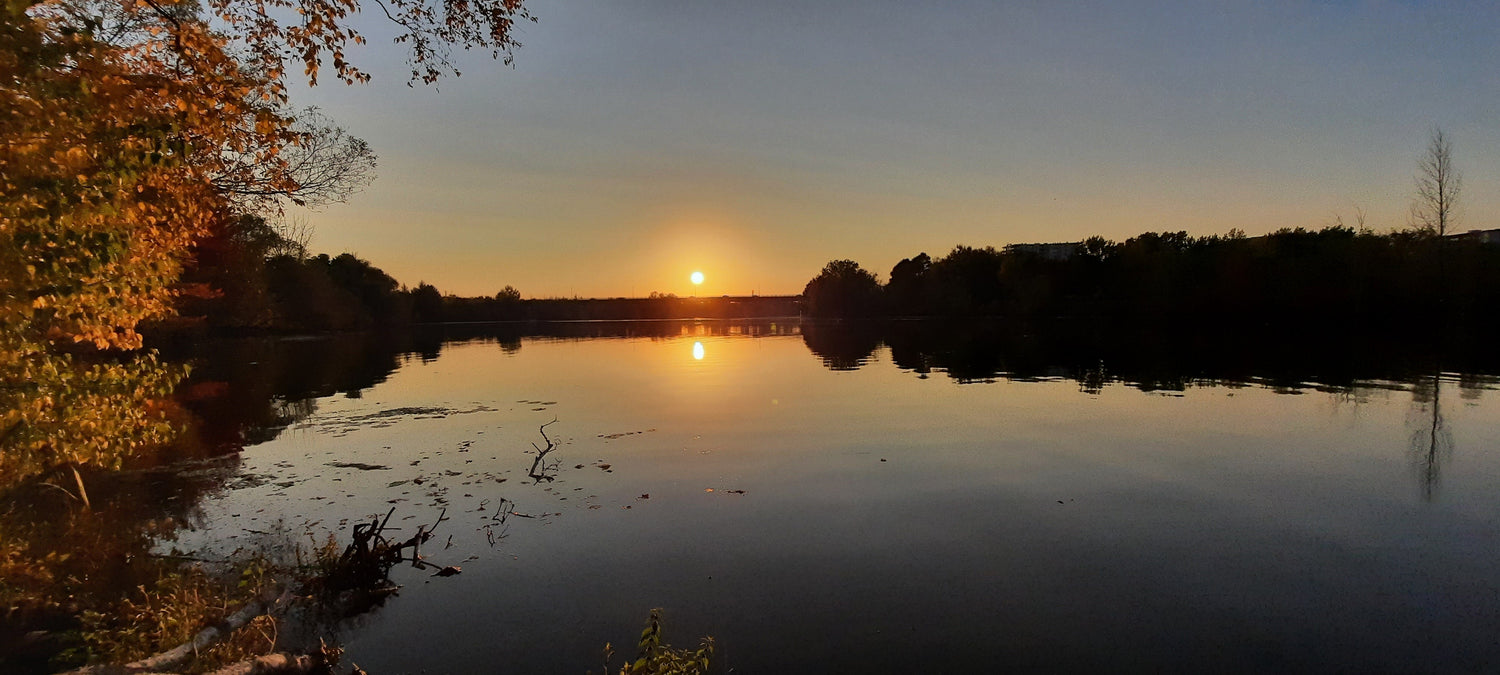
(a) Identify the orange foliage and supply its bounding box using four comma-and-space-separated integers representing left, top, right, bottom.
0, 0, 529, 483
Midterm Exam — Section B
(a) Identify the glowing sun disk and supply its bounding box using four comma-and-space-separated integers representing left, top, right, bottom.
690, 271, 705, 285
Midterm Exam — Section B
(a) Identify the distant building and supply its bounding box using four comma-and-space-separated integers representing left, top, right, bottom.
1448, 228, 1500, 245
1003, 242, 1079, 261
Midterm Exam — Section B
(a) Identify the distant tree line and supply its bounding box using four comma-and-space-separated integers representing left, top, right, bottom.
442, 295, 800, 322
804, 227, 1500, 326
164, 216, 801, 334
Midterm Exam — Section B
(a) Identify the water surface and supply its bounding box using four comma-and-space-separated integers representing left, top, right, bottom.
170, 321, 1500, 673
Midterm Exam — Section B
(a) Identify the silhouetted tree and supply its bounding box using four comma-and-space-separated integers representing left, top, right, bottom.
1412, 127, 1461, 236
176, 214, 283, 328
172, 220, 425, 333
411, 282, 444, 323
929, 245, 1005, 315
264, 255, 362, 330
886, 252, 932, 315
325, 253, 405, 323
802, 260, 881, 317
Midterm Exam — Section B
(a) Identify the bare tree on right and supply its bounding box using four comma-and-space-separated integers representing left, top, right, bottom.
1412, 127, 1462, 236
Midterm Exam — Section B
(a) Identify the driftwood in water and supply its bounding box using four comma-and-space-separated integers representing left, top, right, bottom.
527, 418, 560, 483
66, 649, 329, 675
330, 506, 454, 589
63, 505, 457, 675
61, 591, 291, 675
201, 651, 323, 675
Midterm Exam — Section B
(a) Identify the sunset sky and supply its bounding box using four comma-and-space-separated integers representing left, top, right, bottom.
289, 0, 1500, 298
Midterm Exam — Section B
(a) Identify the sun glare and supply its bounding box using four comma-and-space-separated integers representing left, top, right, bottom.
690, 271, 705, 285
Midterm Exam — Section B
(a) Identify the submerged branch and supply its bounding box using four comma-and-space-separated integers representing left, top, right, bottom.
527, 417, 559, 483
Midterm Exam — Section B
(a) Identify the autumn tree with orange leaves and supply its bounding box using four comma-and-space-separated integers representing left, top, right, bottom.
0, 0, 531, 488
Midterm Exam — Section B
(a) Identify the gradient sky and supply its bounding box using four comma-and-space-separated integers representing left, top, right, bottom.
288, 0, 1500, 298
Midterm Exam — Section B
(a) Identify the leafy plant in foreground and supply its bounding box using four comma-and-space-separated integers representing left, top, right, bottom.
599, 608, 714, 675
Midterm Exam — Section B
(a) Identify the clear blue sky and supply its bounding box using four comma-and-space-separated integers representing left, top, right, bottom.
290, 0, 1500, 297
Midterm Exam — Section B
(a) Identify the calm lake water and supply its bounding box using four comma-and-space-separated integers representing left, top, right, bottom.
162, 320, 1500, 673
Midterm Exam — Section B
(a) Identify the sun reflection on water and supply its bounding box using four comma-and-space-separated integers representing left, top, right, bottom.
692, 341, 705, 360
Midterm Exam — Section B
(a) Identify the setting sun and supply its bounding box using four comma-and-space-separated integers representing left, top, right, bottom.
690, 271, 705, 285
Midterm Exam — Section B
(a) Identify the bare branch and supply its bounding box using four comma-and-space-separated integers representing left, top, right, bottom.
270, 214, 314, 258
1411, 127, 1461, 236
211, 107, 377, 213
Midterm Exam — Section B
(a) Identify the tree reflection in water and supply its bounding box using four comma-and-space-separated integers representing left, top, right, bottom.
0, 331, 419, 672
1409, 372, 1455, 502
4, 318, 1499, 671
801, 320, 881, 371
797, 318, 1500, 501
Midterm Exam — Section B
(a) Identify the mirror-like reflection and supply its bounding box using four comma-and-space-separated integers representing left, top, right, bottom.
7, 318, 1500, 673
151, 318, 1500, 524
